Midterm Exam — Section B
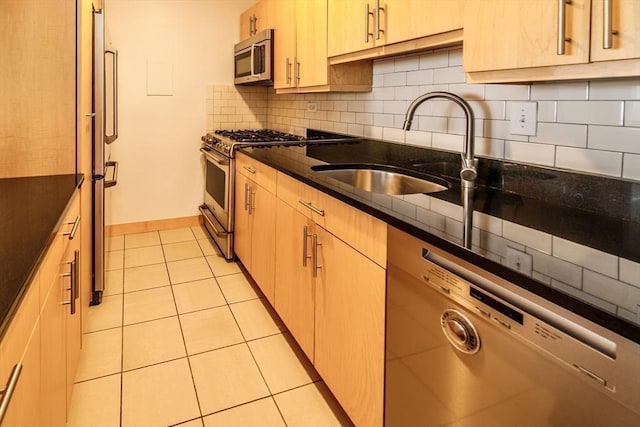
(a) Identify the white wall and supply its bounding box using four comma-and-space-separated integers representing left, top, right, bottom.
105, 0, 254, 225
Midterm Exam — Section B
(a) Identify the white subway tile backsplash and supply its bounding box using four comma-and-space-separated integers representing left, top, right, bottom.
394, 85, 423, 101
530, 81, 588, 100
372, 74, 384, 88
589, 79, 640, 100
372, 87, 396, 101
557, 101, 623, 126
432, 132, 464, 152
444, 217, 463, 241
623, 153, 640, 181
484, 120, 527, 141
417, 207, 445, 230
555, 146, 622, 177
485, 84, 529, 101
419, 51, 449, 69
470, 100, 506, 120
382, 127, 405, 143
340, 111, 356, 123
405, 130, 432, 147
553, 237, 618, 278
417, 116, 448, 133
433, 66, 465, 84
347, 100, 365, 112
356, 112, 374, 125
481, 232, 522, 258
475, 137, 505, 159
531, 123, 587, 147
364, 125, 383, 139
383, 100, 408, 114
395, 55, 420, 72
347, 123, 365, 136
364, 100, 384, 114
625, 101, 640, 127
588, 125, 640, 154
448, 48, 463, 66
373, 58, 395, 74
473, 211, 502, 234
505, 141, 556, 167
373, 113, 394, 128
448, 83, 485, 100
383, 72, 408, 87
620, 258, 640, 288
402, 193, 430, 210
406, 69, 435, 86
503, 221, 552, 253
391, 197, 417, 218
583, 270, 640, 312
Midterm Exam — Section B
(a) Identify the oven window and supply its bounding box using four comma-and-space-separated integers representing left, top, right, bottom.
206, 162, 226, 210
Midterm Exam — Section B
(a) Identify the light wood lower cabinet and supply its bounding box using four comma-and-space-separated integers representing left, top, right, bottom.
314, 226, 386, 427
234, 153, 277, 304
273, 169, 386, 427
274, 199, 316, 361
0, 191, 82, 426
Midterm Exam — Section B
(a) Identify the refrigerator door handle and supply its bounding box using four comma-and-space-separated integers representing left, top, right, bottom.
104, 160, 118, 188
105, 49, 118, 144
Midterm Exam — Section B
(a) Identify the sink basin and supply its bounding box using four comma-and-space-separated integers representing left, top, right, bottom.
310, 164, 450, 195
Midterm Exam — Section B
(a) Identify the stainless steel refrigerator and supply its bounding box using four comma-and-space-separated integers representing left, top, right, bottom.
91, 1, 118, 305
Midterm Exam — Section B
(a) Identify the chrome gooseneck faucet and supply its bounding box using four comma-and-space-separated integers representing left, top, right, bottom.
402, 91, 477, 249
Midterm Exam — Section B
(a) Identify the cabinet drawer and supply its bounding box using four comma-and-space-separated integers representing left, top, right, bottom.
277, 171, 387, 267
236, 152, 277, 193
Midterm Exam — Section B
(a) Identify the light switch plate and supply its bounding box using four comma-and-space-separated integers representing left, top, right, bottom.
509, 101, 537, 136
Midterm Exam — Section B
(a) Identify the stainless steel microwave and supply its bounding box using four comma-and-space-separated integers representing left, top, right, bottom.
234, 29, 273, 86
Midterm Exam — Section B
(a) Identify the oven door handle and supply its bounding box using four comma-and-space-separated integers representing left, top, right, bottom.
199, 205, 227, 237
200, 148, 230, 165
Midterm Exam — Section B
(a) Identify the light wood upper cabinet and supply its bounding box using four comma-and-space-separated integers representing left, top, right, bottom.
463, 0, 591, 72
328, 0, 463, 59
240, 0, 273, 39
327, 0, 372, 57
464, 0, 640, 82
385, 0, 463, 46
274, 0, 372, 93
590, 0, 640, 62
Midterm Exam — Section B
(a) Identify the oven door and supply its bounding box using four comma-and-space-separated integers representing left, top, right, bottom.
200, 148, 234, 259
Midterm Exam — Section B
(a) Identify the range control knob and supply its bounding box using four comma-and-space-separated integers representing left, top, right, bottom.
441, 309, 481, 354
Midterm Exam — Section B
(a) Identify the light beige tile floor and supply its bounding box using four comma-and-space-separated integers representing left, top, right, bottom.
67, 226, 353, 427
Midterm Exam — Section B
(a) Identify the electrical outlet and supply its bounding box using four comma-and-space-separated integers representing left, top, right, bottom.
306, 101, 318, 112
505, 246, 533, 276
509, 101, 537, 136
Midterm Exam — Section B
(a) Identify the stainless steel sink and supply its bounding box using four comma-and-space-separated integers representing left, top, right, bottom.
310, 164, 450, 195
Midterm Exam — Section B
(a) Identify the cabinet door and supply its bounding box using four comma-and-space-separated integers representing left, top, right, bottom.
41, 272, 67, 427
591, 0, 640, 61
240, 5, 256, 39
274, 199, 316, 361
296, 0, 329, 88
274, 0, 296, 89
328, 0, 374, 57
65, 246, 82, 411
385, 0, 462, 45
314, 227, 386, 427
463, 0, 591, 72
234, 172, 252, 267
249, 183, 277, 304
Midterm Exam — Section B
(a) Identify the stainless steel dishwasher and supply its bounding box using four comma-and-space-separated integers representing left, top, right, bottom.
386, 227, 640, 427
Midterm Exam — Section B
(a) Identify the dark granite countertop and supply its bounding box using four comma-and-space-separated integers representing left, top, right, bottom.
240, 138, 640, 344
0, 174, 81, 339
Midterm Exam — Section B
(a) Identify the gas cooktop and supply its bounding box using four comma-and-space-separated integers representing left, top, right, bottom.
201, 129, 305, 157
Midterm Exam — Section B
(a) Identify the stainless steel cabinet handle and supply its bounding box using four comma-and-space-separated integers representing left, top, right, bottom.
249, 15, 255, 35
312, 234, 322, 278
105, 49, 118, 144
294, 57, 300, 86
603, 0, 617, 49
557, 0, 572, 55
364, 3, 374, 42
62, 252, 78, 315
104, 160, 118, 188
244, 183, 250, 212
302, 226, 312, 267
243, 165, 257, 174
252, 14, 257, 35
64, 216, 81, 240
298, 200, 325, 216
374, 0, 385, 40
249, 187, 255, 215
286, 57, 291, 84
0, 364, 22, 424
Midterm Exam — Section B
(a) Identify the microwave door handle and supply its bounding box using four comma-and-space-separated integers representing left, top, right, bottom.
250, 44, 256, 77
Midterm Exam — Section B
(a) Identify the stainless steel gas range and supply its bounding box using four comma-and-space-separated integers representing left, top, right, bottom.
199, 129, 304, 259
